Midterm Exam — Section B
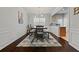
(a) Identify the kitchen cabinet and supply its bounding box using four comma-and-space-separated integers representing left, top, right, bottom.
49, 26, 59, 37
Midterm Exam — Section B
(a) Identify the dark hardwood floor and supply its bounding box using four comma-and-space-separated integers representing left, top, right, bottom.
0, 33, 78, 52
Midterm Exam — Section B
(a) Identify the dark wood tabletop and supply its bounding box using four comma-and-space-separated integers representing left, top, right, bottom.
31, 27, 47, 29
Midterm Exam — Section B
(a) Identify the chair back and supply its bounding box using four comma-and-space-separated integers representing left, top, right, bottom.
36, 25, 44, 33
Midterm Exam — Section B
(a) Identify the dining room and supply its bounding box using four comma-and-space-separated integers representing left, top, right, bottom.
17, 7, 61, 47
0, 7, 78, 52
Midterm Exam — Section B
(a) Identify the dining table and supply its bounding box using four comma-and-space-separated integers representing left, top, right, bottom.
29, 26, 50, 43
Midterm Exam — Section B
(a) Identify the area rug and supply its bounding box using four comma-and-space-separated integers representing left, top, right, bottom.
17, 34, 62, 47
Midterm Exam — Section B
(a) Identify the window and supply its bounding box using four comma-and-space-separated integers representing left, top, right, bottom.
34, 17, 45, 26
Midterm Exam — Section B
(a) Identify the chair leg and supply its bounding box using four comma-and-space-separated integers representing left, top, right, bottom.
46, 38, 50, 43
44, 33, 50, 43
31, 37, 35, 43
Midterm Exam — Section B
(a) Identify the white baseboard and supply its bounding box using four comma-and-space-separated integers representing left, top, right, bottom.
0, 34, 25, 50
69, 42, 79, 51
0, 37, 17, 50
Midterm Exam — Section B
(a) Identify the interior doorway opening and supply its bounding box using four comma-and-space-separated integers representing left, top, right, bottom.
51, 7, 69, 41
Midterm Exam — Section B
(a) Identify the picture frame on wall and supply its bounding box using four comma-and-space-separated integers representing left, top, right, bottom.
74, 7, 79, 15
18, 11, 23, 24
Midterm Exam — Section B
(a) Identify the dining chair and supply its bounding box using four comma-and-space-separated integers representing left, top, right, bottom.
30, 25, 44, 42
35, 25, 44, 41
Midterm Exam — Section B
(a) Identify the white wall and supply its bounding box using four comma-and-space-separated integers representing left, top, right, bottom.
64, 13, 69, 27
0, 7, 28, 50
63, 10, 69, 41
69, 7, 79, 51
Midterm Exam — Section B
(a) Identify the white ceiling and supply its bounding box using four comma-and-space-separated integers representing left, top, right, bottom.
24, 7, 57, 14
23, 7, 68, 16
56, 7, 69, 14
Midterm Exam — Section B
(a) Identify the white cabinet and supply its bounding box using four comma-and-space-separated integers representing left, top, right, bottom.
49, 26, 59, 37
